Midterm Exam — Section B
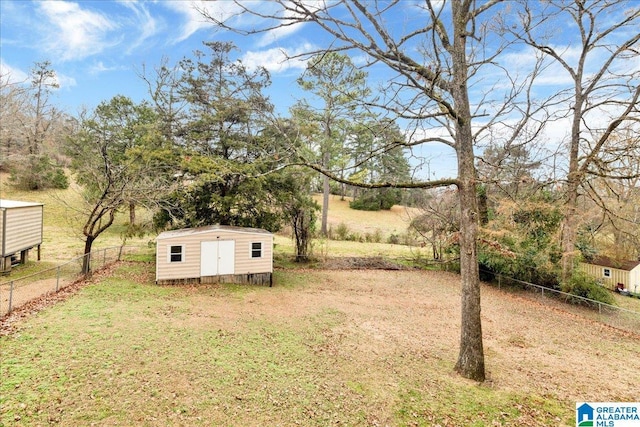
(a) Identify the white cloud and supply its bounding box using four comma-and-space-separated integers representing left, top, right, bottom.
37, 1, 118, 61
241, 44, 316, 73
0, 61, 28, 85
162, 1, 244, 43
118, 1, 161, 53
256, 22, 308, 48
88, 61, 125, 76
55, 72, 77, 90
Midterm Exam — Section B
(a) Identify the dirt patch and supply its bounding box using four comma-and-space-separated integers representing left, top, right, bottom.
320, 256, 413, 270
174, 268, 639, 404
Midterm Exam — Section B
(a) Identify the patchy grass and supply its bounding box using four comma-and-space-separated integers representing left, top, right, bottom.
2, 259, 637, 426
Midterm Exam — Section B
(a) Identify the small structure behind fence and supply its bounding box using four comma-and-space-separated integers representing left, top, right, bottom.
0, 246, 140, 317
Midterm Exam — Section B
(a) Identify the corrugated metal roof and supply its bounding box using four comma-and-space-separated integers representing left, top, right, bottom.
156, 224, 272, 240
586, 255, 640, 271
0, 199, 44, 208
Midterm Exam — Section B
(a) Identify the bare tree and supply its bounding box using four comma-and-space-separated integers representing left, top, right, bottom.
200, 0, 550, 381
25, 61, 60, 156
581, 126, 640, 260
509, 0, 640, 279
410, 187, 459, 261
0, 70, 28, 168
138, 57, 188, 143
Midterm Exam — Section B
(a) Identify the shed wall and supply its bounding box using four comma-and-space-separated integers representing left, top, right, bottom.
579, 263, 629, 291
1, 205, 44, 256
156, 229, 273, 282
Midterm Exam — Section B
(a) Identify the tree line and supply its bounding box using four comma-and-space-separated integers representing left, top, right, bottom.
1, 0, 638, 382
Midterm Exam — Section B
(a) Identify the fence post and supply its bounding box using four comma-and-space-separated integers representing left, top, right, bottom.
103, 248, 107, 268
8, 281, 14, 313
56, 266, 61, 292
498, 274, 501, 289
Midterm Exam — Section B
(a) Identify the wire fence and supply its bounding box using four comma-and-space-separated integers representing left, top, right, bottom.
2, 249, 638, 333
0, 246, 142, 317
480, 268, 640, 334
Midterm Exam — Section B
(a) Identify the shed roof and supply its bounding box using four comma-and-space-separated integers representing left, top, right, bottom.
0, 199, 43, 208
157, 224, 272, 240
585, 255, 640, 272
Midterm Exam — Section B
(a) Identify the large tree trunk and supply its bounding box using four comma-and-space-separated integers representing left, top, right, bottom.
560, 95, 584, 281
454, 175, 484, 381
452, 1, 484, 382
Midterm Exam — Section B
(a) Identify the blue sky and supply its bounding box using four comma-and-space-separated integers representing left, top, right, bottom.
1, 0, 457, 177
0, 1, 317, 113
2, 1, 637, 180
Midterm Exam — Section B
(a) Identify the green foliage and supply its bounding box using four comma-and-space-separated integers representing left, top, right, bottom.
350, 189, 402, 211
479, 197, 563, 289
333, 222, 351, 241
152, 43, 319, 243
9, 154, 69, 190
562, 270, 616, 306
576, 225, 599, 262
364, 229, 383, 243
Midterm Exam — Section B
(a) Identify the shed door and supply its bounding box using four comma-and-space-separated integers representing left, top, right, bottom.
200, 240, 235, 276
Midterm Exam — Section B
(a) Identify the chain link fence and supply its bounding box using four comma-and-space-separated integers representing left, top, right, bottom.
481, 268, 640, 334
0, 246, 143, 317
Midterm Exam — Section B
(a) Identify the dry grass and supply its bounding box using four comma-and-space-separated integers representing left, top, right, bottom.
1, 260, 638, 426
1, 173, 155, 261
313, 193, 419, 239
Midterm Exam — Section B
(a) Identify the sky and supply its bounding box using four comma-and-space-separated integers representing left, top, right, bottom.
0, 1, 316, 113
1, 1, 638, 180
0, 0, 459, 177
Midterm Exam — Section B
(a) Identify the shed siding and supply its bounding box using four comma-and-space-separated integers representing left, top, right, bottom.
1, 205, 43, 256
579, 263, 629, 291
156, 228, 272, 282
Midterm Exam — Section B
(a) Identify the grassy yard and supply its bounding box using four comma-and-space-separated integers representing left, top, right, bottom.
1, 177, 639, 426
3, 256, 637, 426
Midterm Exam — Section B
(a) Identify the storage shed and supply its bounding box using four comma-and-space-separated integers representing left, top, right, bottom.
579, 255, 640, 295
156, 224, 273, 286
0, 199, 44, 273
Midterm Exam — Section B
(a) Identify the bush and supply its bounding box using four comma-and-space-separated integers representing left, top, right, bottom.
350, 189, 401, 211
562, 271, 615, 306
334, 222, 350, 241
365, 229, 383, 243
387, 233, 400, 245
9, 154, 69, 190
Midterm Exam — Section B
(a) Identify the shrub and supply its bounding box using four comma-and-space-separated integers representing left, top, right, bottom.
347, 232, 363, 242
562, 271, 615, 306
387, 233, 400, 245
9, 154, 69, 190
365, 229, 383, 243
350, 189, 401, 211
334, 222, 350, 241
